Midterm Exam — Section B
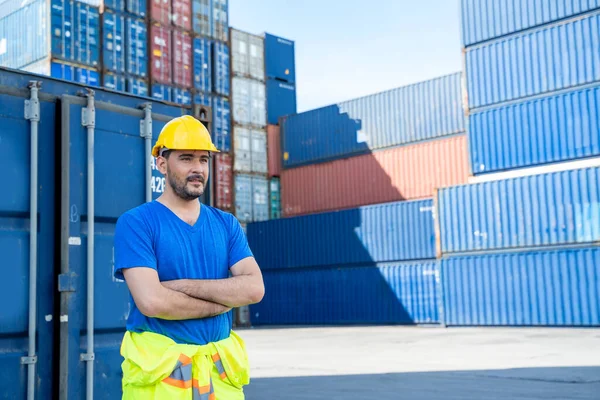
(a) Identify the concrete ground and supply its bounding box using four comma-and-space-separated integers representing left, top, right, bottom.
237, 326, 600, 400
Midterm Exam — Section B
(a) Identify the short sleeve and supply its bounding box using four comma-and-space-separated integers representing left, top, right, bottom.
113, 211, 157, 280
228, 216, 254, 268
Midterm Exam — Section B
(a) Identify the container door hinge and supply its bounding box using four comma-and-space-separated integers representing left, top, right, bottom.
81, 89, 96, 128
140, 103, 153, 138
58, 273, 77, 292
21, 356, 38, 365
80, 353, 95, 362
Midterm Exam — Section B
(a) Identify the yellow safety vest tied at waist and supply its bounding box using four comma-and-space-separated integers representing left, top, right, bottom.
120, 330, 250, 399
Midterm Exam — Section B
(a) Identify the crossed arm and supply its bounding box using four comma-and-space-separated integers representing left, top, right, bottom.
122, 257, 265, 320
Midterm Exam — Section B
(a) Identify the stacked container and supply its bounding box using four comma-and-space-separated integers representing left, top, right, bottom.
102, 0, 148, 96
0, 0, 101, 85
230, 28, 269, 223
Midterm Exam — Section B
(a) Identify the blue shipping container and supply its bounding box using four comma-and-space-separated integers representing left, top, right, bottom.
74, 0, 100, 67
247, 199, 436, 270
264, 33, 295, 83
125, 17, 148, 77
50, 61, 99, 86
194, 92, 212, 106
103, 72, 126, 91
469, 84, 600, 174
212, 0, 228, 42
102, 11, 125, 73
212, 41, 230, 96
0, 0, 49, 69
466, 11, 600, 110
104, 0, 125, 11
250, 262, 440, 326
51, 0, 76, 62
438, 167, 600, 254
127, 77, 148, 96
173, 87, 192, 105
266, 78, 297, 125
192, 0, 211, 37
212, 95, 231, 151
460, 0, 600, 47
0, 66, 193, 399
193, 37, 212, 92
441, 246, 600, 326
282, 73, 465, 168
151, 83, 173, 102
126, 0, 146, 17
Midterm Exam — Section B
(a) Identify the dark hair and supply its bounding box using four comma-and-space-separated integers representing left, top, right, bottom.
161, 150, 172, 159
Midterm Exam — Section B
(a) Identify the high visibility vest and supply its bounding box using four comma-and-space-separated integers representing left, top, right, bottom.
120, 330, 250, 399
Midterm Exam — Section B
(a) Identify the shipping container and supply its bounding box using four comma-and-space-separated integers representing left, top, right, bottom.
172, 0, 192, 31
48, 60, 100, 86
234, 174, 268, 223
212, 41, 229, 96
126, 0, 147, 18
103, 72, 126, 91
212, 95, 231, 151
232, 76, 266, 127
441, 246, 600, 326
282, 73, 465, 168
104, 0, 125, 11
126, 17, 147, 77
127, 77, 148, 96
233, 126, 251, 172
149, 24, 172, 84
438, 166, 600, 255
460, 0, 600, 47
193, 37, 211, 92
264, 32, 295, 83
0, 65, 194, 399
172, 87, 192, 105
251, 129, 268, 174
194, 91, 212, 106
247, 199, 436, 270
102, 10, 125, 73
270, 177, 281, 219
250, 262, 440, 326
470, 84, 600, 175
149, 0, 170, 25
281, 135, 469, 217
215, 152, 233, 211
266, 78, 296, 125
212, 0, 228, 42
192, 0, 210, 37
230, 28, 264, 81
466, 12, 600, 110
73, 0, 100, 67
172, 29, 192, 87
151, 83, 172, 101
267, 124, 282, 177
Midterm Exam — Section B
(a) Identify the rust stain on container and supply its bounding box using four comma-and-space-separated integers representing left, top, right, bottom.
281, 135, 469, 217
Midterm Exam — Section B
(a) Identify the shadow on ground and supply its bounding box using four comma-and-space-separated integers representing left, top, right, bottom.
244, 366, 600, 400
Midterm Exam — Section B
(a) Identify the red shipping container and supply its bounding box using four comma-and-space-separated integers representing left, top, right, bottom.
214, 153, 233, 211
267, 124, 282, 177
281, 135, 469, 217
150, 0, 171, 25
172, 0, 192, 31
173, 30, 192, 87
150, 24, 172, 84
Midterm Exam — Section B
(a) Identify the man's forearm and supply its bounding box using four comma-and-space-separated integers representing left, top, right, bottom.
146, 286, 231, 320
162, 275, 263, 308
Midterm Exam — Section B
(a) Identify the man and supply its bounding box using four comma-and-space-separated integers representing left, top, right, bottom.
113, 115, 265, 399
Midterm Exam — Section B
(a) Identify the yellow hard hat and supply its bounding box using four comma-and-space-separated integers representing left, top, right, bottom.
151, 115, 219, 157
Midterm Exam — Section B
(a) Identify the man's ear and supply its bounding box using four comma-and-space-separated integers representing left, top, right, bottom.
156, 156, 168, 175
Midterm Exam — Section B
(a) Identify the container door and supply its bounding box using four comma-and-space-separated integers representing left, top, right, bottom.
252, 176, 269, 222
233, 126, 251, 172
58, 94, 200, 398
248, 34, 264, 81
251, 129, 267, 174
234, 175, 252, 223
232, 77, 250, 125
270, 178, 281, 219
231, 29, 248, 77
0, 81, 57, 398
250, 80, 266, 127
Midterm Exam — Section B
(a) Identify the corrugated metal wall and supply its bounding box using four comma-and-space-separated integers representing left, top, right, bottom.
270, 178, 281, 219
212, 38, 229, 96
193, 37, 211, 92
266, 79, 296, 125
232, 76, 266, 127
125, 17, 147, 78
438, 167, 600, 254
466, 12, 600, 109
231, 28, 265, 81
469, 84, 600, 174
441, 246, 600, 326
0, 0, 48, 69
281, 135, 469, 217
250, 262, 440, 326
212, 95, 231, 152
282, 72, 465, 167
247, 199, 436, 270
460, 0, 600, 46
264, 32, 295, 83
102, 11, 125, 73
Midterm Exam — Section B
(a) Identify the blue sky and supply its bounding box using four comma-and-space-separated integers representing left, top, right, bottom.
230, 0, 463, 112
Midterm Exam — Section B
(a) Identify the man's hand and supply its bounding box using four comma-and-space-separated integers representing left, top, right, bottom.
160, 257, 265, 308
123, 267, 231, 320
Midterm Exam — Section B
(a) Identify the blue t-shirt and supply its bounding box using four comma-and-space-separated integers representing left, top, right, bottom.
113, 200, 253, 345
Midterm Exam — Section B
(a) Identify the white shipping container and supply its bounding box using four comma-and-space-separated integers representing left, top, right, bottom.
251, 129, 267, 174
232, 76, 266, 127
230, 27, 264, 81
234, 174, 269, 223
233, 126, 252, 173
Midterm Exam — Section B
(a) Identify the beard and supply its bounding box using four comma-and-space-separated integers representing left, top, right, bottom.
167, 166, 206, 201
